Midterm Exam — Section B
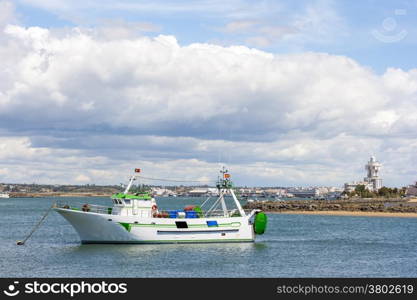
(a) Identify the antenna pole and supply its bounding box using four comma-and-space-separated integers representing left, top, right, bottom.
123, 175, 136, 194
124, 168, 141, 194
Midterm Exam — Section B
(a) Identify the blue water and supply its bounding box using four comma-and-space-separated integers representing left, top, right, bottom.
1, 197, 417, 277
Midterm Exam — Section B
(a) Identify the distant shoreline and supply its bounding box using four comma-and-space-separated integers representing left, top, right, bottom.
9, 192, 112, 198
272, 210, 417, 218
244, 197, 417, 216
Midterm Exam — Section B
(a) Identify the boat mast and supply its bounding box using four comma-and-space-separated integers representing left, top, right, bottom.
216, 167, 246, 217
230, 188, 246, 217
123, 168, 141, 194
219, 189, 228, 217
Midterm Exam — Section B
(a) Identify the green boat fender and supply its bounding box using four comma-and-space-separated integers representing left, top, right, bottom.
254, 212, 267, 234
193, 206, 203, 217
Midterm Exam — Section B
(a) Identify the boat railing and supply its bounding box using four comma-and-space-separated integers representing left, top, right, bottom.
54, 202, 256, 218
54, 201, 113, 215
203, 210, 229, 217
203, 209, 255, 217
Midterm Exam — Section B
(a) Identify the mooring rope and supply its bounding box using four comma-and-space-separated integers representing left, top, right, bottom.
16, 205, 53, 246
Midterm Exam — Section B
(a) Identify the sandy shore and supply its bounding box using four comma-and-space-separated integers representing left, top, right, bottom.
274, 210, 417, 218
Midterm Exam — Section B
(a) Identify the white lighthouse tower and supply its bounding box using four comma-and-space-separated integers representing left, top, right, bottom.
364, 155, 382, 191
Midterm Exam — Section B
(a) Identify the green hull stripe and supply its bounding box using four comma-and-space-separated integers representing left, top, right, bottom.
124, 222, 241, 228
119, 222, 241, 231
141, 239, 252, 243
119, 222, 132, 232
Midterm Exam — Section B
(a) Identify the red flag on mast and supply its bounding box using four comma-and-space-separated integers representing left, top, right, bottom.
134, 168, 141, 173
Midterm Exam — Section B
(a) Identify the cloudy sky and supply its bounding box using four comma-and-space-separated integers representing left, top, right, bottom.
0, 0, 416, 187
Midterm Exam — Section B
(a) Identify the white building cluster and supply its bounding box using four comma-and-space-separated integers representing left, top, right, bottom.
406, 182, 417, 197
151, 187, 176, 197
344, 156, 383, 192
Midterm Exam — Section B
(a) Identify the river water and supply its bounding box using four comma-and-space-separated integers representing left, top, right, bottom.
1, 196, 416, 277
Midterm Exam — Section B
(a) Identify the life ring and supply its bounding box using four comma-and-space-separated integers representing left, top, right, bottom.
152, 204, 158, 211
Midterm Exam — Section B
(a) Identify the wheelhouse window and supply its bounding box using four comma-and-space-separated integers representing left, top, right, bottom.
113, 199, 123, 205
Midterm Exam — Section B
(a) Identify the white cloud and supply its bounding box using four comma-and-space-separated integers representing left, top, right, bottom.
0, 137, 50, 160
0, 1, 17, 28
290, 0, 348, 44
245, 36, 271, 47
74, 174, 91, 183
17, 0, 281, 24
94, 19, 161, 40
383, 68, 417, 96
0, 20, 416, 186
223, 20, 258, 33
216, 0, 347, 49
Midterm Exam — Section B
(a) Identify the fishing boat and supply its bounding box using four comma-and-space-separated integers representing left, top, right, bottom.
53, 168, 267, 244
0, 192, 10, 198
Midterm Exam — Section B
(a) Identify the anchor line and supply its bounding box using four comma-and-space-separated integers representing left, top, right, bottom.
17, 205, 53, 245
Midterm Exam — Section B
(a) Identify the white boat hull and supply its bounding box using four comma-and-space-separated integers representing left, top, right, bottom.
55, 208, 255, 244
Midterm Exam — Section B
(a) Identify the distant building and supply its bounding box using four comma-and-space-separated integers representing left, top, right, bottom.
344, 181, 372, 192
287, 188, 319, 198
344, 156, 383, 192
406, 182, 417, 197
188, 188, 218, 197
364, 156, 382, 190
151, 187, 175, 197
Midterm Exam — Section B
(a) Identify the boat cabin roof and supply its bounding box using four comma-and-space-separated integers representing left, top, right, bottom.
111, 192, 152, 200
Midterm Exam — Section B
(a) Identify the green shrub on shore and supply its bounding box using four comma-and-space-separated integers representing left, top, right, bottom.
343, 185, 407, 198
